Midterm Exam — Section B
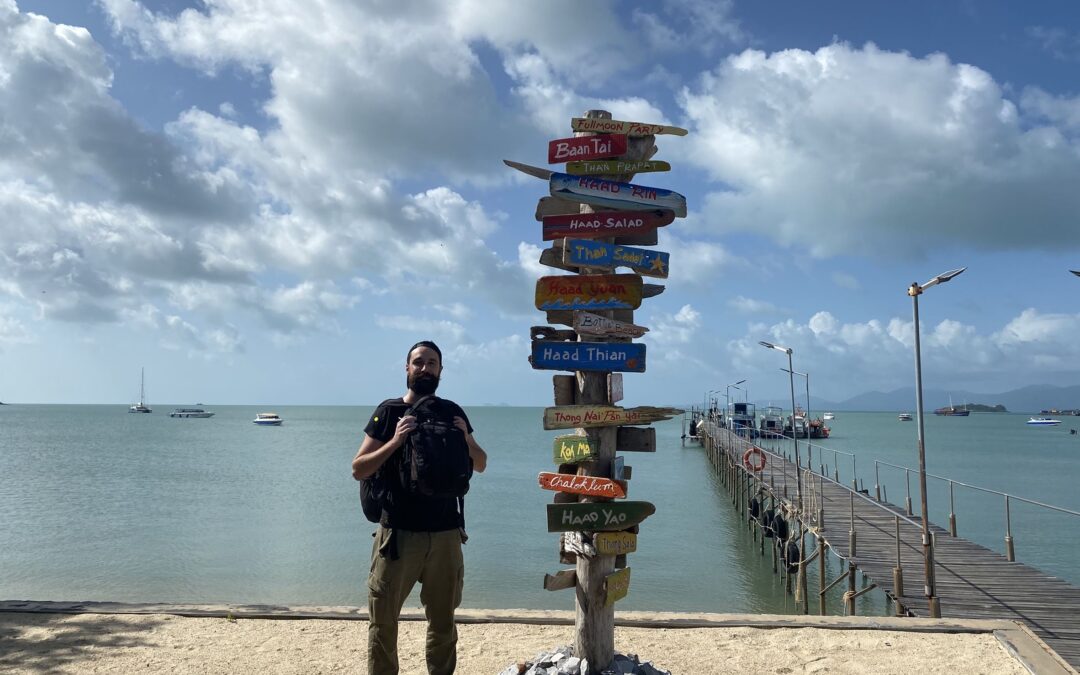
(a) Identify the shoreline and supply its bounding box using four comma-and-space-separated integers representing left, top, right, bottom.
1, 601, 1073, 674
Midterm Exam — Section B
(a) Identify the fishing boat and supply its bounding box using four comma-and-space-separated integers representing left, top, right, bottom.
128, 368, 152, 413
1026, 417, 1062, 426
898, 412, 913, 421
169, 408, 214, 418
758, 406, 784, 438
823, 412, 835, 421
727, 402, 758, 437
253, 412, 283, 426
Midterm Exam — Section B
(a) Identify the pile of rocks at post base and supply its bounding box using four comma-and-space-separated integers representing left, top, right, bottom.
498, 645, 670, 675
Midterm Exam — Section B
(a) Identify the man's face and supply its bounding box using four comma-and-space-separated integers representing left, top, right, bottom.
406, 346, 442, 396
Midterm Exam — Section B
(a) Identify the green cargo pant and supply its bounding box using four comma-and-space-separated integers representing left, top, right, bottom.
367, 526, 464, 675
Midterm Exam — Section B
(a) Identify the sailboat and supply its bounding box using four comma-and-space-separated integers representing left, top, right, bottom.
934, 395, 969, 417
129, 368, 152, 413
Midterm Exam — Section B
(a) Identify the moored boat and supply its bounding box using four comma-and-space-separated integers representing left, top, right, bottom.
934, 396, 969, 416
128, 367, 152, 413
898, 412, 913, 421
169, 408, 214, 418
1026, 417, 1061, 426
253, 412, 283, 426
823, 412, 835, 420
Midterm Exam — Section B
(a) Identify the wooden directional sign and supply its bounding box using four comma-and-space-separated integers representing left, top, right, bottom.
538, 472, 627, 499
562, 239, 669, 279
550, 173, 687, 217
609, 373, 623, 404
535, 274, 643, 312
549, 135, 628, 163
565, 160, 670, 176
542, 210, 674, 241
574, 311, 648, 338
546, 501, 656, 532
603, 567, 631, 607
564, 531, 638, 558
595, 531, 637, 556
543, 405, 682, 430
531, 341, 646, 373
553, 434, 595, 464
572, 117, 689, 137
543, 569, 577, 591
535, 196, 580, 221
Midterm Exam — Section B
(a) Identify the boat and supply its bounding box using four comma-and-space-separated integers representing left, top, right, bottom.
129, 368, 152, 413
934, 397, 970, 416
758, 406, 785, 438
898, 413, 913, 421
823, 412, 835, 421
169, 408, 214, 418
253, 412, 283, 426
727, 402, 758, 437
1026, 417, 1062, 426
808, 418, 830, 439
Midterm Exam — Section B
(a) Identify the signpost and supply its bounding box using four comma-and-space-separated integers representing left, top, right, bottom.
549, 173, 687, 217
546, 501, 656, 532
534, 274, 643, 311
542, 405, 682, 430
538, 472, 628, 499
562, 239, 670, 278
571, 117, 689, 136
542, 210, 674, 241
548, 135, 628, 163
513, 108, 686, 670
531, 341, 646, 373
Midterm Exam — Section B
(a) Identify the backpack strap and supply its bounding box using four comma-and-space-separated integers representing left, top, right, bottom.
404, 394, 435, 418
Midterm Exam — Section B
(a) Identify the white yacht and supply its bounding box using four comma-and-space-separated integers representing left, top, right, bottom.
823, 412, 835, 420
169, 408, 214, 418
253, 412, 283, 426
1026, 417, 1061, 426
129, 368, 152, 413
898, 412, 913, 421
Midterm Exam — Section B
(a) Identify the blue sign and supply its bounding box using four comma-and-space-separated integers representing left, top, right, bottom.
563, 239, 669, 278
531, 341, 646, 373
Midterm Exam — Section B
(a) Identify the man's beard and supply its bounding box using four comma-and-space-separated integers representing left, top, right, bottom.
408, 372, 440, 396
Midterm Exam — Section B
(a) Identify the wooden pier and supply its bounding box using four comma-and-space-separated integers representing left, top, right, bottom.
698, 422, 1080, 671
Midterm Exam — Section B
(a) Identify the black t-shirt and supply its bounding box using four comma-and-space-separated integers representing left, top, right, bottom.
364, 396, 473, 532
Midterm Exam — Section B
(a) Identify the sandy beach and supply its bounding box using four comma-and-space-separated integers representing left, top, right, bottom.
1, 604, 1070, 675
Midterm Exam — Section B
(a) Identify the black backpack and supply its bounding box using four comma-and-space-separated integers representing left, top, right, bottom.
399, 395, 473, 499
359, 470, 388, 524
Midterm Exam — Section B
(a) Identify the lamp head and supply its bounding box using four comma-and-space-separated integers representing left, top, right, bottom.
759, 340, 792, 355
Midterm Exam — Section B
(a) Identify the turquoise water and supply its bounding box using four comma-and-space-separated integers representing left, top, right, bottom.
0, 405, 1076, 614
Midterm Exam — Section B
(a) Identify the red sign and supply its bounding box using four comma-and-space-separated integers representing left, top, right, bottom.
538, 472, 628, 499
548, 135, 627, 164
542, 210, 674, 241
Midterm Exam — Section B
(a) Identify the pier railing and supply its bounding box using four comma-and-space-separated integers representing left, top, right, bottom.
873, 459, 1080, 562
740, 426, 1080, 570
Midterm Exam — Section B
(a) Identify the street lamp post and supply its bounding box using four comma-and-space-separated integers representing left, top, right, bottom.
908, 266, 965, 619
783, 367, 812, 470
725, 379, 745, 427
759, 341, 802, 512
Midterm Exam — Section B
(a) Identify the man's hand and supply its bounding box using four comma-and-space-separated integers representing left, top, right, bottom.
453, 416, 469, 435
392, 415, 418, 446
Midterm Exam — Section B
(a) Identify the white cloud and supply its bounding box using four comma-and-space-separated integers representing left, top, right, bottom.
647, 303, 701, 345
681, 43, 1080, 257
729, 296, 781, 314
0, 313, 32, 345
375, 315, 466, 341
832, 272, 860, 290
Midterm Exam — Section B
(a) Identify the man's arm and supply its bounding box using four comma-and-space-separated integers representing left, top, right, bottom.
352, 415, 416, 480
453, 416, 487, 473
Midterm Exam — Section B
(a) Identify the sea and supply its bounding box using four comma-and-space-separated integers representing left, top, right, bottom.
1, 405, 1078, 615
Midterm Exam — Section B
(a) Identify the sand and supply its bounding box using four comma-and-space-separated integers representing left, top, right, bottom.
0, 609, 1046, 675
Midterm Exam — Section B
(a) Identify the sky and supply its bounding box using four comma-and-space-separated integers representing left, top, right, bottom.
2, 0, 1080, 407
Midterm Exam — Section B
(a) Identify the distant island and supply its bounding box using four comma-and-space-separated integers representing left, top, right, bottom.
964, 403, 1007, 413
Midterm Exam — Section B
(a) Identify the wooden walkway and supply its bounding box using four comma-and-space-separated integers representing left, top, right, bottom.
699, 423, 1080, 671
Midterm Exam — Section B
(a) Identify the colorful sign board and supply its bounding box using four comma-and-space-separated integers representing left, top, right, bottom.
548, 135, 628, 163
562, 239, 670, 279
542, 210, 674, 241
571, 117, 689, 136
603, 567, 631, 607
546, 501, 656, 532
531, 341, 646, 373
542, 405, 683, 430
553, 434, 595, 464
574, 311, 648, 338
565, 160, 670, 176
550, 173, 687, 217
594, 531, 637, 556
535, 274, 643, 311
538, 472, 628, 499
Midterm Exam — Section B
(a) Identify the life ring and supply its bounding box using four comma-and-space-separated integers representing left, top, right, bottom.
742, 446, 766, 471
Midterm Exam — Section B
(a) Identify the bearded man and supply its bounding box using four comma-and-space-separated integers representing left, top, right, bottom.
352, 340, 487, 675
